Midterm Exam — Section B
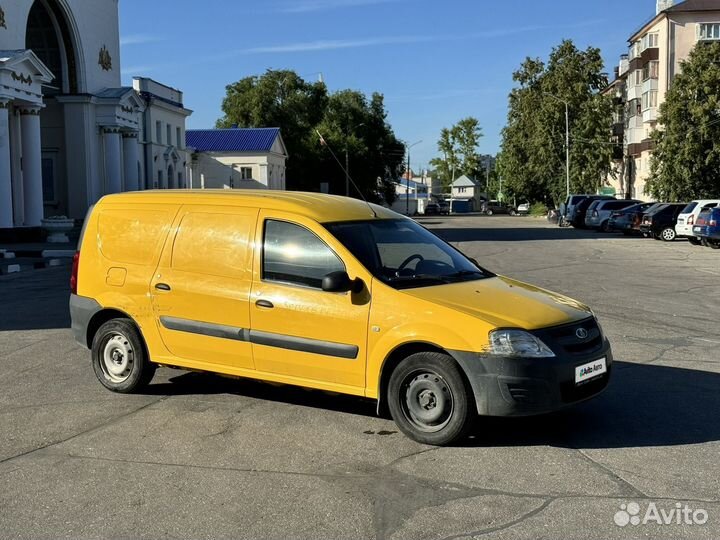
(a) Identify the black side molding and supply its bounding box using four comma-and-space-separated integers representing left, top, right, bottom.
159, 316, 358, 360
160, 316, 249, 342
250, 330, 358, 360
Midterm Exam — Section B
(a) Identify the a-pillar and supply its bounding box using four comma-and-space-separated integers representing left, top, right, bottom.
0, 100, 14, 228
20, 106, 44, 226
103, 127, 122, 194
122, 132, 140, 191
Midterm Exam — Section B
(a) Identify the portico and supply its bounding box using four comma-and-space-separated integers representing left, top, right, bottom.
0, 50, 53, 227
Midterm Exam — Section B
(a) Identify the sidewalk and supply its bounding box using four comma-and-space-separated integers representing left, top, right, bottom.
0, 242, 75, 275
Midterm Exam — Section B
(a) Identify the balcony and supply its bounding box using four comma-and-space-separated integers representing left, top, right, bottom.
642, 77, 658, 94
627, 84, 641, 101
643, 107, 658, 123
612, 123, 624, 137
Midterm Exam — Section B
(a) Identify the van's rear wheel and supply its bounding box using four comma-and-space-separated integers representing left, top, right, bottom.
92, 318, 155, 393
388, 352, 473, 446
660, 227, 676, 242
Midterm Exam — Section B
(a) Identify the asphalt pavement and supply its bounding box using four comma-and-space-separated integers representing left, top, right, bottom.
1, 215, 719, 539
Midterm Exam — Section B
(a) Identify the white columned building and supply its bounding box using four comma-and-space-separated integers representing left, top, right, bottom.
0, 0, 156, 230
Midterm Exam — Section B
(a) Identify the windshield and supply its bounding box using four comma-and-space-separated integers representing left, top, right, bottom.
325, 219, 492, 289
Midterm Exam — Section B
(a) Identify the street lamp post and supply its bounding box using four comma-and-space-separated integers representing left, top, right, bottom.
543, 93, 570, 198
345, 122, 365, 197
405, 140, 422, 215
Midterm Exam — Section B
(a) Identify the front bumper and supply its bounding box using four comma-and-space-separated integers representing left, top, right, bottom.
450, 335, 613, 417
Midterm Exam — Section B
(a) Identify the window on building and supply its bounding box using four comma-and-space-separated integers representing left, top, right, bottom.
157, 169, 163, 188
642, 90, 658, 110
634, 69, 643, 86
697, 23, 720, 41
167, 124, 172, 147
629, 41, 641, 60
156, 121, 162, 144
240, 167, 253, 180
262, 220, 345, 289
642, 33, 659, 50
642, 61, 659, 81
176, 127, 182, 149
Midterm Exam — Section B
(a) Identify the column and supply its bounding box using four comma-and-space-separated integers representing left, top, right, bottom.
103, 128, 122, 194
122, 132, 140, 191
0, 100, 13, 228
20, 106, 44, 227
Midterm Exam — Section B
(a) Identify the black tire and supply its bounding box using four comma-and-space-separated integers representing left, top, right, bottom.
710, 240, 720, 250
486, 210, 493, 216
600, 220, 610, 233
688, 237, 702, 246
387, 352, 473, 446
91, 318, 156, 393
509, 210, 516, 216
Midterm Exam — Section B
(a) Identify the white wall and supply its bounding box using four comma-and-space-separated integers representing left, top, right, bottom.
191, 152, 286, 190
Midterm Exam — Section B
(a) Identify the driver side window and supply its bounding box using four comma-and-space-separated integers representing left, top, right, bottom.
263, 220, 345, 289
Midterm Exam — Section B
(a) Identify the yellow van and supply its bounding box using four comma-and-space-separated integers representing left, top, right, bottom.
70, 190, 612, 445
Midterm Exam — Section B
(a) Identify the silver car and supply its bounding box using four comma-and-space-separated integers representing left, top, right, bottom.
585, 199, 640, 231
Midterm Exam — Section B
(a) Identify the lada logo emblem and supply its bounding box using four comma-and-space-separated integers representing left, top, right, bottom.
576, 328, 589, 340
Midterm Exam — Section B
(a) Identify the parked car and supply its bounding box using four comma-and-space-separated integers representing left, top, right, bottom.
517, 202, 531, 215
69, 190, 612, 446
676, 200, 720, 245
571, 196, 616, 228
482, 200, 517, 216
437, 201, 450, 215
639, 203, 687, 241
607, 202, 656, 234
693, 207, 720, 248
563, 195, 592, 226
585, 199, 640, 231
424, 203, 441, 216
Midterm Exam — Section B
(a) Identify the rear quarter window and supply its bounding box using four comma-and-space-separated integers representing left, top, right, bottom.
681, 202, 698, 214
97, 209, 172, 265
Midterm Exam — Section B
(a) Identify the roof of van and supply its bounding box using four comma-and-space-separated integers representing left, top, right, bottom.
97, 190, 401, 223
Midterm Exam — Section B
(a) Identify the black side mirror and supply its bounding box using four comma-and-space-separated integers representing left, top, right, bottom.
322, 271, 353, 293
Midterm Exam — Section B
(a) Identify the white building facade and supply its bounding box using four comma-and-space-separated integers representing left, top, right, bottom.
0, 0, 189, 229
134, 77, 192, 190
186, 128, 287, 190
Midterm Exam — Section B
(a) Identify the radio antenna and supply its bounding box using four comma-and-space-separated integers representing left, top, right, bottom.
316, 129, 378, 218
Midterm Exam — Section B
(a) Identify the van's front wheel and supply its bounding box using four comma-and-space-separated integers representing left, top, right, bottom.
388, 352, 473, 446
92, 319, 156, 393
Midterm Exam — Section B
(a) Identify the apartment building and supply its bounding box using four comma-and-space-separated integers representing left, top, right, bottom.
606, 0, 720, 200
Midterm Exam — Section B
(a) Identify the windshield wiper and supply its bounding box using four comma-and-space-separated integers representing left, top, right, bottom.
443, 269, 488, 281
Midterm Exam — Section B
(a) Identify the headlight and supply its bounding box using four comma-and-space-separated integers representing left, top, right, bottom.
488, 329, 555, 358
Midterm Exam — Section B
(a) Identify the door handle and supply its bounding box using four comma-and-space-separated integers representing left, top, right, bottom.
155, 283, 171, 291
255, 299, 274, 309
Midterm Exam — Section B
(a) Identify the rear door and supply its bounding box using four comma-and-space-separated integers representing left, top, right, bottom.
248, 211, 371, 391
151, 205, 258, 370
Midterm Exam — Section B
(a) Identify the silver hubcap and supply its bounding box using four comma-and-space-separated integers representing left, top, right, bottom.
400, 370, 454, 433
101, 333, 134, 383
663, 229, 674, 240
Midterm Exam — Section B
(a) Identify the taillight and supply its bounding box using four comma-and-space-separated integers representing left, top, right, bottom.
688, 215, 694, 225
70, 251, 80, 294
711, 219, 717, 227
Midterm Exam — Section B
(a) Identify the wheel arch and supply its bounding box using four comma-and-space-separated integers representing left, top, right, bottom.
375, 341, 466, 417
86, 308, 141, 349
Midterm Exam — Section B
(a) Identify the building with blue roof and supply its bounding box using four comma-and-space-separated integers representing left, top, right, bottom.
186, 127, 288, 190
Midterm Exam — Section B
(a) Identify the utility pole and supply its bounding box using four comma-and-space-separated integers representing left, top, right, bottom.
543, 93, 571, 198
485, 155, 490, 197
405, 140, 422, 215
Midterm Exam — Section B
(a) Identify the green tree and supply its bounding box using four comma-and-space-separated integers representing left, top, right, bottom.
430, 117, 483, 190
498, 40, 614, 205
647, 42, 720, 200
217, 70, 404, 200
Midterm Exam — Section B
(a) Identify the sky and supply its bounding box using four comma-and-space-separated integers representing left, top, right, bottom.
119, 0, 655, 171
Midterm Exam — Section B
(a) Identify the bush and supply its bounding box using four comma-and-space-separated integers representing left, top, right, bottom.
530, 202, 548, 216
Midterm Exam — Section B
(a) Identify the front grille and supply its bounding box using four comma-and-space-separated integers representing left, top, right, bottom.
539, 318, 603, 356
